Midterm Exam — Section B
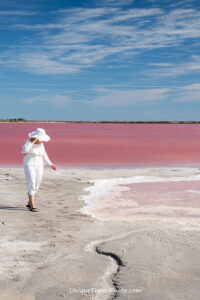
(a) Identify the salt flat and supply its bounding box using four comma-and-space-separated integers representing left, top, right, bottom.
0, 167, 199, 300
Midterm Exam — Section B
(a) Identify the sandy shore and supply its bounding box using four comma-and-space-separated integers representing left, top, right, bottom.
0, 167, 200, 300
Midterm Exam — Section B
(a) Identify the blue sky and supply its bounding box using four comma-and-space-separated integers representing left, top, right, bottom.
0, 0, 200, 121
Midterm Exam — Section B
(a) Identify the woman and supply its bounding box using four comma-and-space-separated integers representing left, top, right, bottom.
21, 128, 56, 212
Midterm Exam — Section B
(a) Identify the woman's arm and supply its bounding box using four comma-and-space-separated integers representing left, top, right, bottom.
21, 139, 34, 154
42, 149, 56, 170
42, 149, 52, 165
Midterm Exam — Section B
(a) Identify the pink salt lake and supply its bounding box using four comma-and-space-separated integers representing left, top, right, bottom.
1, 122, 200, 221
1, 122, 200, 167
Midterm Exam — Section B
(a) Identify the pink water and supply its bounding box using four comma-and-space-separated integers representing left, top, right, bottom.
86, 180, 200, 221
111, 181, 200, 218
1, 122, 200, 167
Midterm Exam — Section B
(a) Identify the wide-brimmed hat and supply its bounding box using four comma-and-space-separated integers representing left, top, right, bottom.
28, 128, 50, 142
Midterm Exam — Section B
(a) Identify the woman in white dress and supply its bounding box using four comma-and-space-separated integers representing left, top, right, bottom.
21, 128, 56, 212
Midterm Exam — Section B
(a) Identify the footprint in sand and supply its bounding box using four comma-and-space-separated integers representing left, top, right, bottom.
37, 265, 48, 270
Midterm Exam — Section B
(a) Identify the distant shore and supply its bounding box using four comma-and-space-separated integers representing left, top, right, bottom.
1, 119, 200, 124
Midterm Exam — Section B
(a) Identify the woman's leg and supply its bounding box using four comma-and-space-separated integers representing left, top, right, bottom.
27, 192, 31, 206
28, 194, 36, 208
28, 166, 43, 211
24, 164, 36, 208
35, 165, 44, 194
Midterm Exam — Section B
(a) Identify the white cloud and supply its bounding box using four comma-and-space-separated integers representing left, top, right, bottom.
96, 0, 134, 6
0, 51, 81, 74
91, 88, 169, 106
149, 63, 174, 67
21, 94, 73, 107
20, 83, 200, 108
149, 56, 200, 77
171, 83, 200, 102
184, 83, 200, 90
20, 88, 169, 108
1, 5, 200, 75
0, 10, 35, 15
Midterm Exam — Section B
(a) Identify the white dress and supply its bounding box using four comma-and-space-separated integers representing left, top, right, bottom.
21, 139, 52, 195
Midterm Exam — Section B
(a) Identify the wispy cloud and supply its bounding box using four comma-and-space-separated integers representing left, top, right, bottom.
21, 94, 74, 107
96, 0, 134, 6
184, 83, 200, 90
149, 63, 174, 67
0, 10, 35, 15
173, 83, 200, 102
20, 82, 200, 109
20, 88, 169, 108
91, 88, 169, 106
1, 5, 200, 75
149, 56, 200, 77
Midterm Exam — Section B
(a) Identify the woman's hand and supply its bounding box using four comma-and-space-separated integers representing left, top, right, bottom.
50, 164, 57, 170
30, 137, 39, 144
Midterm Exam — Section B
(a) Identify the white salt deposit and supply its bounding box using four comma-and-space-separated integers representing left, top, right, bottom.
78, 173, 200, 220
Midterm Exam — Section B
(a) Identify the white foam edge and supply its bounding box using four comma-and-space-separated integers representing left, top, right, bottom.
78, 174, 200, 220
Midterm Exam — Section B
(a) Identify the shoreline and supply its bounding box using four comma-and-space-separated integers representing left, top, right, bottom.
1, 161, 200, 169
0, 167, 200, 299
1, 121, 200, 123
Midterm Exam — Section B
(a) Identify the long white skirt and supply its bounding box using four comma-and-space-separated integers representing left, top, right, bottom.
24, 164, 44, 195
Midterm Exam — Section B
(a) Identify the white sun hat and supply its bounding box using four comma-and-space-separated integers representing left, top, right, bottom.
28, 128, 50, 142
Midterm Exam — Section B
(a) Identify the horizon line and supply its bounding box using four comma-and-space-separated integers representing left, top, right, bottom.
1, 119, 200, 124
